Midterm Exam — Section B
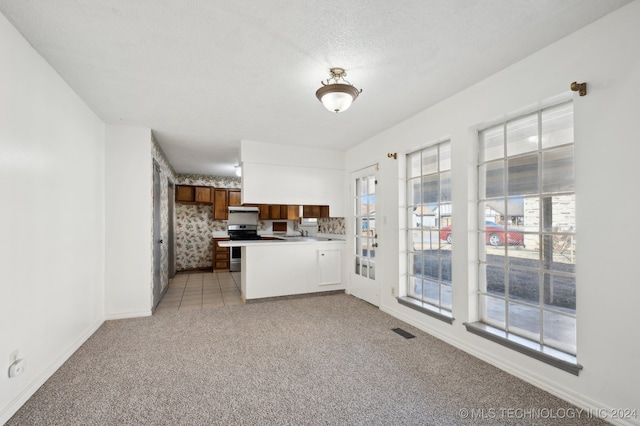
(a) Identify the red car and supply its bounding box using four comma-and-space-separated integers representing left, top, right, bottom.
440, 221, 525, 246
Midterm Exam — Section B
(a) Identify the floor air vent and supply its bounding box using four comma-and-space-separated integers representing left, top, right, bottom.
392, 328, 416, 339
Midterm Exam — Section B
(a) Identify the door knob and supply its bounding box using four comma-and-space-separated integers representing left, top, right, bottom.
158, 239, 163, 244
372, 243, 378, 248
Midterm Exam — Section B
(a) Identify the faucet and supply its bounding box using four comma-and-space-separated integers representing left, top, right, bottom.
299, 229, 308, 237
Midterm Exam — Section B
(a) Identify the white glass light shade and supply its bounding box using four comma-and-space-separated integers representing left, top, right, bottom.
316, 83, 360, 113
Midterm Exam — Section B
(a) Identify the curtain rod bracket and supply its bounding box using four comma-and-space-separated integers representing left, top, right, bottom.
570, 82, 587, 96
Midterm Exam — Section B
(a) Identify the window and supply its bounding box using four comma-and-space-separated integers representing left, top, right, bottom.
402, 141, 453, 322
471, 101, 578, 372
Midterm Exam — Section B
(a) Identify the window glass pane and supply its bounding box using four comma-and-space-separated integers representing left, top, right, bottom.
508, 302, 540, 341
507, 113, 538, 157
441, 253, 452, 284
440, 171, 451, 202
422, 175, 438, 204
441, 284, 452, 309
507, 154, 538, 196
480, 125, 504, 162
542, 146, 574, 193
549, 234, 576, 269
408, 276, 422, 298
420, 254, 440, 281
407, 152, 422, 178
440, 143, 451, 171
420, 279, 440, 305
543, 311, 576, 355
484, 236, 506, 265
543, 273, 576, 312
421, 146, 438, 175
484, 264, 506, 297
481, 295, 506, 329
408, 178, 421, 206
508, 238, 540, 269
409, 253, 422, 275
480, 161, 504, 199
542, 103, 573, 149
421, 229, 439, 251
508, 268, 539, 305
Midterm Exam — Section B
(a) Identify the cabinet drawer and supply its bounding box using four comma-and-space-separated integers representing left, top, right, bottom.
214, 253, 229, 260
214, 261, 230, 270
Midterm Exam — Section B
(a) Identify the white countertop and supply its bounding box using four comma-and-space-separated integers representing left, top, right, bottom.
218, 236, 345, 247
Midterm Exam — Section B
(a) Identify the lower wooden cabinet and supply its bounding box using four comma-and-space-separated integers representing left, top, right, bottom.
213, 238, 230, 271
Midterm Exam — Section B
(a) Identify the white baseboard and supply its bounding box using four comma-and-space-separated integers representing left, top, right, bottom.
0, 318, 104, 425
379, 304, 639, 426
104, 310, 152, 320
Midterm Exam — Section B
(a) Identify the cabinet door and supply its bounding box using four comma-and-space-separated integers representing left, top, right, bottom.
228, 189, 242, 206
319, 206, 330, 218
213, 189, 228, 220
258, 204, 271, 220
287, 205, 301, 220
318, 249, 341, 285
269, 205, 282, 219
195, 187, 212, 203
176, 185, 195, 202
303, 205, 320, 218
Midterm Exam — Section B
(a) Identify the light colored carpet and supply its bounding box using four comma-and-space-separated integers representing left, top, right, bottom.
7, 294, 606, 425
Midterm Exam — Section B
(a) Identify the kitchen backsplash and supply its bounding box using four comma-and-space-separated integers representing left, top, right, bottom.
318, 217, 345, 234
176, 174, 241, 188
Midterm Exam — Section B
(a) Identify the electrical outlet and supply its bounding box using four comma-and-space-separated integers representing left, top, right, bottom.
10, 350, 19, 364
391, 287, 396, 296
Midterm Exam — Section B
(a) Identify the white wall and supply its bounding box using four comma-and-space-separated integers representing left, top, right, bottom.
105, 125, 153, 319
241, 140, 346, 216
346, 1, 640, 423
0, 12, 106, 423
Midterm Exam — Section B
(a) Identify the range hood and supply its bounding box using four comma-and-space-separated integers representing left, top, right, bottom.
228, 206, 259, 213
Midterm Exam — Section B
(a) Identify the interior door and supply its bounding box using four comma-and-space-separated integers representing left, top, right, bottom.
152, 161, 162, 309
168, 181, 176, 279
350, 166, 379, 306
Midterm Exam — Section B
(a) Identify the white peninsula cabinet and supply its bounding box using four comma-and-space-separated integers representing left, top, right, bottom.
220, 239, 345, 301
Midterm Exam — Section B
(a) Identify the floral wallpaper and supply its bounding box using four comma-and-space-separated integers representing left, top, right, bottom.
318, 217, 345, 234
175, 204, 217, 270
176, 174, 241, 188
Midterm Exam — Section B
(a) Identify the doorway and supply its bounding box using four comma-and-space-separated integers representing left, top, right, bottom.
350, 165, 379, 306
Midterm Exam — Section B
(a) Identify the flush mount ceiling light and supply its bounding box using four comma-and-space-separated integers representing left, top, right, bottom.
315, 67, 362, 113
235, 164, 242, 177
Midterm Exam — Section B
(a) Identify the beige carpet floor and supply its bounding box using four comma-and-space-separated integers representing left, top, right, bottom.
7, 294, 606, 425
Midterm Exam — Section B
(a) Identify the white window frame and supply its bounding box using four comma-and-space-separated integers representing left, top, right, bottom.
466, 100, 580, 375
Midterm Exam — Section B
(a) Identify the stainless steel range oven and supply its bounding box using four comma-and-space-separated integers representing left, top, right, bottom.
227, 207, 260, 272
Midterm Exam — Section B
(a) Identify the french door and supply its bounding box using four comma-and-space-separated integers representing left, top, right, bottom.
350, 166, 379, 306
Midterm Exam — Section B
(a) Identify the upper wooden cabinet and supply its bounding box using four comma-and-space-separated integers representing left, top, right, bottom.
176, 185, 195, 202
195, 187, 212, 203
213, 188, 242, 220
302, 205, 330, 218
213, 189, 229, 220
228, 189, 241, 206
176, 185, 212, 204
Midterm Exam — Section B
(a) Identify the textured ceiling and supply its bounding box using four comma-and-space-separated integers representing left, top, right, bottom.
0, 0, 632, 176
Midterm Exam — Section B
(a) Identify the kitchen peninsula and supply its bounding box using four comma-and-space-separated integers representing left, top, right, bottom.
218, 237, 345, 302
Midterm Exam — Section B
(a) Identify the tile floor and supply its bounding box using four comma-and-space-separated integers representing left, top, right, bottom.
155, 271, 243, 312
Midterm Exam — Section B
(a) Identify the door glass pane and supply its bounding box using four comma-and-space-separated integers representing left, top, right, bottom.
408, 177, 421, 206
368, 261, 375, 280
